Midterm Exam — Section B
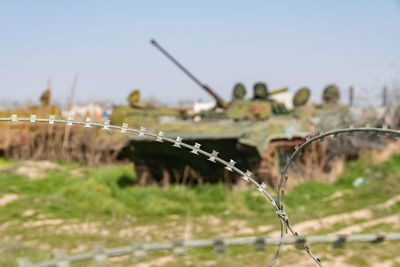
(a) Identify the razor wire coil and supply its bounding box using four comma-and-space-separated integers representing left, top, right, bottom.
3, 115, 400, 266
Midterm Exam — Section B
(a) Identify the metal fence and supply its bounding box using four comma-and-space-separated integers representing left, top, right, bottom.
17, 233, 400, 267
2, 115, 400, 267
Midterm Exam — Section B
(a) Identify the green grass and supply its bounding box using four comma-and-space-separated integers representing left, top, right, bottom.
283, 153, 400, 222
0, 160, 277, 223
0, 152, 399, 266
2, 153, 399, 223
0, 157, 10, 166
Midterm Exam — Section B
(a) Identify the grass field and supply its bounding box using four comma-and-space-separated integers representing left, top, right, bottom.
0, 151, 399, 266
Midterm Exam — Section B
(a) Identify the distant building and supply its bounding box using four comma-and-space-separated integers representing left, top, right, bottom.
178, 99, 194, 107
62, 102, 112, 119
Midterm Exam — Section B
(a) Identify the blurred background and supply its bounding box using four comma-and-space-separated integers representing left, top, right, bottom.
1, 1, 400, 266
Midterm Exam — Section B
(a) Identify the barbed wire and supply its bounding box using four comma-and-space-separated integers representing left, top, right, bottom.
1, 115, 296, 265
3, 115, 400, 266
17, 233, 400, 267
277, 125, 400, 202
273, 125, 400, 265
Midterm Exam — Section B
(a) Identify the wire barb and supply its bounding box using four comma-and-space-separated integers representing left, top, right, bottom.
121, 123, 128, 133
11, 114, 18, 122
347, 125, 354, 136
139, 126, 146, 136
48, 115, 55, 124
30, 114, 37, 123
102, 120, 111, 130
173, 136, 183, 148
190, 143, 201, 154
156, 131, 165, 142
67, 116, 73, 126
241, 170, 252, 182
318, 132, 325, 142
378, 125, 388, 137
207, 150, 219, 163
84, 117, 92, 127
224, 159, 236, 171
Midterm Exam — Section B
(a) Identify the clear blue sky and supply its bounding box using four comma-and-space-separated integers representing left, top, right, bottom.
1, 0, 400, 106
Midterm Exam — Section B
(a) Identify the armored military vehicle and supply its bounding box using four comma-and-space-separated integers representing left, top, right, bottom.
113, 40, 313, 186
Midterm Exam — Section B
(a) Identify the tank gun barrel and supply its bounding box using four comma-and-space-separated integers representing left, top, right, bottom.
269, 87, 288, 95
150, 39, 227, 109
